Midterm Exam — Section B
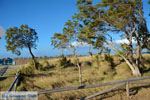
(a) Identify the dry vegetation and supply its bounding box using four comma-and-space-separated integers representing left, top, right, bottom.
0, 77, 14, 91
0, 54, 150, 100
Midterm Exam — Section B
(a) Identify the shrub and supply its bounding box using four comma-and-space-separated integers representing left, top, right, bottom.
19, 63, 35, 76
81, 61, 92, 67
104, 54, 114, 67
17, 83, 27, 91
17, 61, 37, 91
104, 54, 113, 62
39, 60, 55, 71
58, 56, 74, 68
113, 56, 124, 66
100, 61, 114, 75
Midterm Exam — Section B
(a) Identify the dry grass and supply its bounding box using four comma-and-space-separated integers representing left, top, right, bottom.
0, 77, 14, 91
0, 54, 150, 99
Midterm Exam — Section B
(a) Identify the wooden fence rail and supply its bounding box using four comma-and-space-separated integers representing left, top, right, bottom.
7, 73, 20, 91
83, 83, 126, 100
38, 76, 150, 94
0, 75, 16, 78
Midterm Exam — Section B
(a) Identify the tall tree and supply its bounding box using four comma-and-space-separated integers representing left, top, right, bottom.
5, 24, 38, 68
72, 0, 150, 76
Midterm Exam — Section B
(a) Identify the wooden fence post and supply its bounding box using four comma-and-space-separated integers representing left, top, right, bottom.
8, 73, 20, 91
14, 73, 19, 91
126, 81, 130, 97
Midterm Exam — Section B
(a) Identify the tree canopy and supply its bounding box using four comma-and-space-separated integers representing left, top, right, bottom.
52, 0, 150, 76
5, 24, 38, 56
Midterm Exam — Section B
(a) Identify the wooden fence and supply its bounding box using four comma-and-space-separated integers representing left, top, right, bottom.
7, 73, 20, 91
38, 76, 150, 99
1, 66, 150, 100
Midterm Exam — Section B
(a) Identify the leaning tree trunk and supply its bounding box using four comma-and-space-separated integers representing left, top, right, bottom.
123, 28, 141, 76
107, 42, 141, 77
28, 44, 38, 69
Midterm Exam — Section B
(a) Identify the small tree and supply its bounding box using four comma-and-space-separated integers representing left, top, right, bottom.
52, 20, 83, 85
5, 24, 38, 69
64, 20, 84, 85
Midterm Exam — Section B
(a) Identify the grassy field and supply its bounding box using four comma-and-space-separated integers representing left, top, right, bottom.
0, 54, 150, 100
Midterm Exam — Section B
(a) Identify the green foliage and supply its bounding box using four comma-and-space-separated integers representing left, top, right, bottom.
74, 0, 149, 51
99, 0, 135, 29
5, 24, 38, 55
77, 26, 95, 45
58, 56, 74, 68
51, 0, 149, 77
51, 20, 80, 56
51, 33, 68, 49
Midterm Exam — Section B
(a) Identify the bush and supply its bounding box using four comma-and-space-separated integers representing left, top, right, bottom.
38, 60, 55, 71
81, 61, 92, 67
19, 62, 35, 76
104, 54, 114, 67
58, 56, 74, 68
17, 83, 27, 91
113, 56, 124, 66
100, 61, 114, 75
104, 54, 113, 62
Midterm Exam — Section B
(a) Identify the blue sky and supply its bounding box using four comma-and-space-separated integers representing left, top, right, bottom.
0, 0, 149, 58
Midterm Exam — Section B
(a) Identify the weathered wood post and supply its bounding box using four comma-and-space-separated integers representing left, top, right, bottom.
14, 73, 19, 91
126, 81, 130, 97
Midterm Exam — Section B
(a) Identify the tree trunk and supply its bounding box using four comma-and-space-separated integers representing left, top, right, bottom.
28, 44, 37, 69
73, 47, 82, 85
125, 31, 135, 65
120, 54, 141, 76
123, 27, 141, 76
77, 61, 82, 85
136, 44, 141, 67
135, 31, 142, 68
89, 45, 93, 57
107, 42, 141, 76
